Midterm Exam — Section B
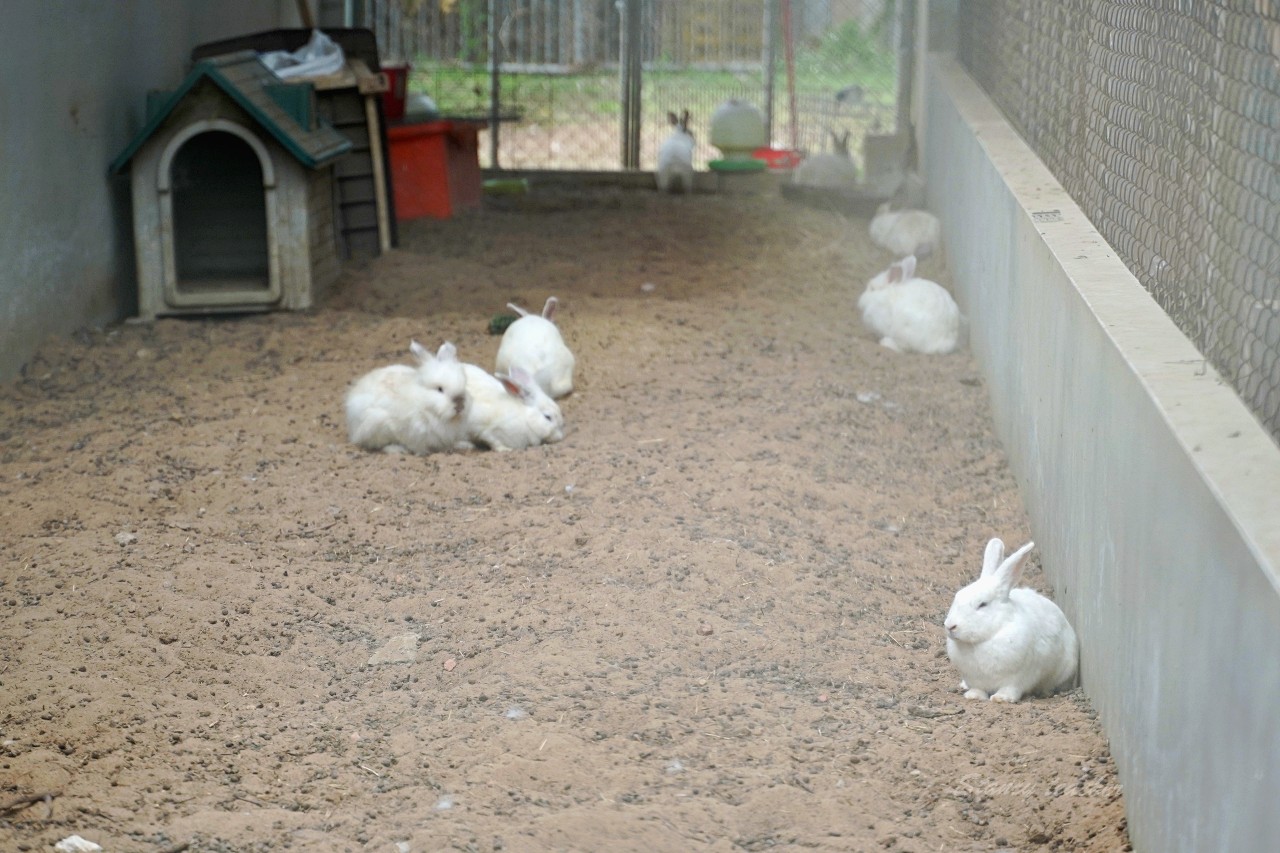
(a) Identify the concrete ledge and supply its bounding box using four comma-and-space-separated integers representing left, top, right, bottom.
923, 54, 1280, 852
483, 168, 786, 196
482, 169, 709, 191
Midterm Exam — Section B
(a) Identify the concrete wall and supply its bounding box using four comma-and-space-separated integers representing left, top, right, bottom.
0, 0, 307, 380
923, 55, 1280, 852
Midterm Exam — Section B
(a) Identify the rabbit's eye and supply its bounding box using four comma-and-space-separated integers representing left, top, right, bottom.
976, 601, 988, 610
435, 386, 444, 393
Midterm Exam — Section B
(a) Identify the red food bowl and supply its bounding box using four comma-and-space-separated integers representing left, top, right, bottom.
753, 147, 803, 170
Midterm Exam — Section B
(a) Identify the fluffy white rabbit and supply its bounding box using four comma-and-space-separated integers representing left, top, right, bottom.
945, 539, 1079, 703
792, 130, 859, 189
869, 202, 942, 258
857, 255, 961, 355
656, 110, 695, 193
345, 341, 469, 454
461, 363, 564, 452
495, 296, 576, 399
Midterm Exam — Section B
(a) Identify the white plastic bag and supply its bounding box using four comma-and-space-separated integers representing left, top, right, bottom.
260, 30, 346, 79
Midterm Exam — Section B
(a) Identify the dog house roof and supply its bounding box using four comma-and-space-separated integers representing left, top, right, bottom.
110, 51, 352, 174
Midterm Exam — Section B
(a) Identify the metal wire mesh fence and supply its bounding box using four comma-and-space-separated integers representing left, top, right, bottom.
959, 0, 1280, 444
358, 0, 905, 174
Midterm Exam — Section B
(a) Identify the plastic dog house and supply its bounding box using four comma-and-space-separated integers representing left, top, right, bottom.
111, 52, 352, 319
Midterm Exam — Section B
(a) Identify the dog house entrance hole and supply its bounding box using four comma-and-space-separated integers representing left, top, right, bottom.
171, 130, 270, 293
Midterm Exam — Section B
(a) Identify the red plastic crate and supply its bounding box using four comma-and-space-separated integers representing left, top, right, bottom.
387, 121, 483, 220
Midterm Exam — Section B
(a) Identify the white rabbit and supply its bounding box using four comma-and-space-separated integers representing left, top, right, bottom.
461, 363, 564, 452
495, 296, 576, 399
869, 202, 942, 258
945, 539, 1079, 703
656, 110, 695, 193
857, 255, 961, 355
792, 130, 859, 189
345, 341, 469, 454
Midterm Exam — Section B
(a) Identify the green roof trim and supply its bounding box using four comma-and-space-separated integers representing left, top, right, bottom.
265, 83, 315, 131
110, 51, 351, 175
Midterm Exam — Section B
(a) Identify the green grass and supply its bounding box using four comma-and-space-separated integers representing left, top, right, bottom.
409, 62, 897, 124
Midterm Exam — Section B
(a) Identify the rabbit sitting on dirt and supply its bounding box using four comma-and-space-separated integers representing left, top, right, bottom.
345, 341, 469, 454
945, 539, 1079, 703
857, 255, 961, 355
495, 296, 576, 399
869, 202, 942, 258
792, 130, 859, 189
461, 363, 564, 452
656, 110, 695, 193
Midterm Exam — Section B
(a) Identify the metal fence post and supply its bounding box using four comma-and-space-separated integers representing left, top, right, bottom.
489, 0, 503, 169
895, 0, 916, 138
620, 0, 642, 169
763, 0, 778, 144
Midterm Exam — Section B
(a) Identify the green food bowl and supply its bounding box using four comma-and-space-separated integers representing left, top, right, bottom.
483, 178, 530, 195
707, 158, 768, 173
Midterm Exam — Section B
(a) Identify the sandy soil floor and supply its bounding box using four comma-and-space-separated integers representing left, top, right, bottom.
0, 187, 1129, 852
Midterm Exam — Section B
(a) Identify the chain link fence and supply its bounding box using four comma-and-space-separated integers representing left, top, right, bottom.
357, 0, 906, 174
959, 0, 1280, 444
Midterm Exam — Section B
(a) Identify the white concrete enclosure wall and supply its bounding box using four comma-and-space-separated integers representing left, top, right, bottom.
922, 55, 1280, 852
0, 0, 303, 380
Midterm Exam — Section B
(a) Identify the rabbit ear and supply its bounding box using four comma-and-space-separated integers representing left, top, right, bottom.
507, 302, 530, 317
680, 109, 690, 127
498, 366, 535, 399
542, 296, 559, 320
436, 342, 458, 362
887, 262, 905, 284
410, 340, 429, 361
901, 255, 917, 280
668, 111, 679, 126
497, 374, 522, 397
990, 541, 1035, 596
980, 538, 1006, 577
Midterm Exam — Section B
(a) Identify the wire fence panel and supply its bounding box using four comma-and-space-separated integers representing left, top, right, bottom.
360, 0, 904, 174
959, 0, 1280, 444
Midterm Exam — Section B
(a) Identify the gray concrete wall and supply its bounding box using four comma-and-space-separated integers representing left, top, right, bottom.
923, 54, 1280, 852
0, 0, 306, 380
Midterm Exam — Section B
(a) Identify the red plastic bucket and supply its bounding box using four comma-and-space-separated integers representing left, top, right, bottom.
381, 62, 410, 120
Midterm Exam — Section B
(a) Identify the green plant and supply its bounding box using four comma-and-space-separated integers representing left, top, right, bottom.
795, 16, 894, 84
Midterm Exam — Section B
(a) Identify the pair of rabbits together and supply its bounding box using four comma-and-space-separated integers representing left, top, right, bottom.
864, 243, 1076, 699
345, 297, 575, 454
862, 214, 1076, 697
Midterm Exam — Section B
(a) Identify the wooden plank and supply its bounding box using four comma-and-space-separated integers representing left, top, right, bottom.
362, 94, 392, 253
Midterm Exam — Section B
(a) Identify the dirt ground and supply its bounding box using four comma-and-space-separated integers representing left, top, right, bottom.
0, 186, 1129, 852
